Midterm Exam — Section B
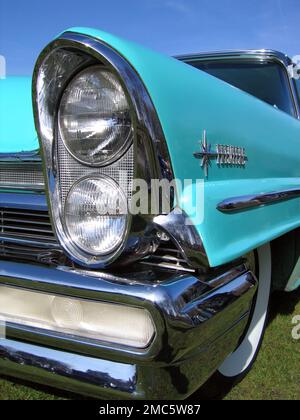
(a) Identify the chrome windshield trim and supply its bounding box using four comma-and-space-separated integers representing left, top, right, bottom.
217, 188, 300, 213
177, 49, 300, 119
175, 49, 292, 65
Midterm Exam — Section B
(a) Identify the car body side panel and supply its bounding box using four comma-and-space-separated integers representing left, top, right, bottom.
0, 77, 37, 153
67, 27, 300, 268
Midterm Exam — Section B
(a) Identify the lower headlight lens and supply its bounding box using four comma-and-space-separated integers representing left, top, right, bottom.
65, 176, 128, 256
0, 286, 155, 348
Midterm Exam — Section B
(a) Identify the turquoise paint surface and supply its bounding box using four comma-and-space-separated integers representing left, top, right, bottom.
289, 278, 300, 291
69, 27, 300, 267
0, 76, 37, 153
4, 27, 300, 268
293, 279, 300, 290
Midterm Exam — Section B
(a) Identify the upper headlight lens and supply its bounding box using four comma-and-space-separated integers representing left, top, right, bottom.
65, 176, 128, 255
58, 65, 132, 166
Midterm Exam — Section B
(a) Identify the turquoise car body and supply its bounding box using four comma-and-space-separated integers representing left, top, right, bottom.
0, 76, 37, 153
2, 27, 300, 279
1, 27, 300, 400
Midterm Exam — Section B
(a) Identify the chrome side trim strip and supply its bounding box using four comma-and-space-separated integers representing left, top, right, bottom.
217, 188, 300, 213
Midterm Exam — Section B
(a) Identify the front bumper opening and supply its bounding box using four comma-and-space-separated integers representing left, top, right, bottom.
0, 285, 155, 349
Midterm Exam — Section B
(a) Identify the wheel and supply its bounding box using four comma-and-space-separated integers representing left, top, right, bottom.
198, 243, 272, 399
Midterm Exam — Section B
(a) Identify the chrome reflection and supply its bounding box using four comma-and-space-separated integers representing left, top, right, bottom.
32, 31, 179, 269
0, 339, 136, 396
0, 259, 257, 398
217, 188, 300, 213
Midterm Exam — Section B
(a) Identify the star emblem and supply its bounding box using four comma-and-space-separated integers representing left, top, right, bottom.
193, 130, 217, 178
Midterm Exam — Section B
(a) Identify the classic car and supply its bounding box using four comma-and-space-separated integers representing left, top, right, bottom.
0, 27, 299, 400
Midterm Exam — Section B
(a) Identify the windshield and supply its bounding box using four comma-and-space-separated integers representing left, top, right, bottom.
188, 60, 296, 117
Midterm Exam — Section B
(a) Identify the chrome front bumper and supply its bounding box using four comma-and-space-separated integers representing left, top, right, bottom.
0, 260, 257, 399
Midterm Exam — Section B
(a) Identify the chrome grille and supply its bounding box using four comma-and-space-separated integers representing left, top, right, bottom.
0, 164, 45, 191
0, 242, 64, 264
142, 241, 195, 273
0, 208, 56, 244
57, 132, 134, 206
0, 208, 64, 264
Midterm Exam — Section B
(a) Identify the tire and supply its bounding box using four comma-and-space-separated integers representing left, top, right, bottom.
198, 243, 272, 399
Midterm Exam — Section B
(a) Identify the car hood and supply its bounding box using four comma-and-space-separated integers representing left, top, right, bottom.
0, 76, 38, 153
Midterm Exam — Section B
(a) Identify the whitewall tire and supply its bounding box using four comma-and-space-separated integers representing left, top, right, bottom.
218, 243, 271, 377
198, 243, 271, 398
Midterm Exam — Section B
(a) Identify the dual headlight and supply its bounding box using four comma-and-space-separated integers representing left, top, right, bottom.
59, 66, 132, 166
58, 66, 131, 257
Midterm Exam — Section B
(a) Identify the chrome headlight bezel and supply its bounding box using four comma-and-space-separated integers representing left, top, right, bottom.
32, 32, 175, 268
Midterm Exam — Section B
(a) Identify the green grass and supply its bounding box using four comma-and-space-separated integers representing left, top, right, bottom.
225, 289, 300, 400
0, 289, 299, 400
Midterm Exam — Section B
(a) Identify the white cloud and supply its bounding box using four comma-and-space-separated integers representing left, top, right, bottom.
165, 0, 191, 14
0, 55, 6, 79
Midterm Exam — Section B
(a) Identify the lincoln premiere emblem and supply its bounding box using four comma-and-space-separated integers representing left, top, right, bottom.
193, 130, 247, 177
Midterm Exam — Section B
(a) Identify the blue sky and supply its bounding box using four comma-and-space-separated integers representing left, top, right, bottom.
0, 0, 299, 76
